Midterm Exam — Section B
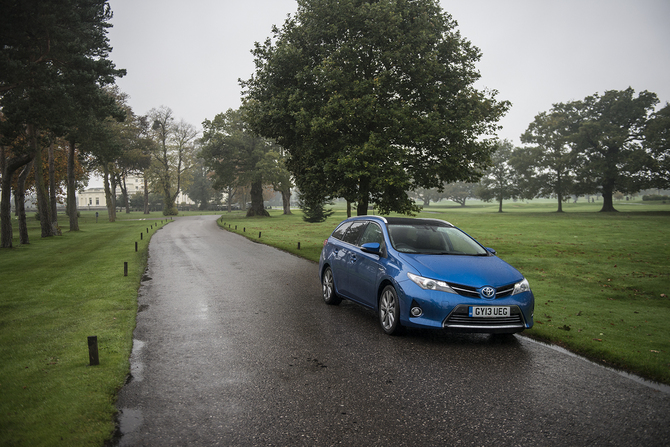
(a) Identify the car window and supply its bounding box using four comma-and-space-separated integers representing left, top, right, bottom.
388, 224, 486, 255
342, 221, 368, 245
358, 222, 384, 246
331, 222, 352, 241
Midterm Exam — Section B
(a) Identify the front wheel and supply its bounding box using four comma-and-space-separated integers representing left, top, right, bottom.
322, 267, 341, 305
379, 285, 403, 335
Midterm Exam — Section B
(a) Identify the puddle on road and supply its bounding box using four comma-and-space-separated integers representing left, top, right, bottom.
128, 339, 145, 383
115, 408, 143, 447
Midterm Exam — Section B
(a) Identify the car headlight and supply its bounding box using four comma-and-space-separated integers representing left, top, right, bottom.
512, 278, 531, 295
407, 272, 457, 294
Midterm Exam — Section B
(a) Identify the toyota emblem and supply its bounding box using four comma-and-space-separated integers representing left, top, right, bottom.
481, 286, 495, 299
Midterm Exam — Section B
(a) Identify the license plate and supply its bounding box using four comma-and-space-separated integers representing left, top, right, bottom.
469, 306, 510, 318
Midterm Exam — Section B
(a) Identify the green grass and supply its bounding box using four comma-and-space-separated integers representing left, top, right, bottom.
0, 211, 171, 446
217, 199, 670, 384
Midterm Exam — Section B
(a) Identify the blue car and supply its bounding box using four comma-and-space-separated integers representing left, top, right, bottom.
319, 216, 535, 335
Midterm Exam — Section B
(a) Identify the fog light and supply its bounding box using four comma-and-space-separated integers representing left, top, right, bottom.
410, 306, 423, 317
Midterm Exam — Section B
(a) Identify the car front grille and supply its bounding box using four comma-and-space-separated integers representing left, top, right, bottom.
443, 304, 525, 330
447, 282, 516, 299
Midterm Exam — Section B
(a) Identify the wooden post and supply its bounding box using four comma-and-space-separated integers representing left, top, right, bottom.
88, 336, 99, 366
124, 262, 128, 276
259, 232, 261, 238
135, 242, 138, 252
298, 242, 301, 250
141, 233, 143, 240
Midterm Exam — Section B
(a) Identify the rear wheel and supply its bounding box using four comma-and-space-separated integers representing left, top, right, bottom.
379, 285, 403, 335
322, 267, 341, 305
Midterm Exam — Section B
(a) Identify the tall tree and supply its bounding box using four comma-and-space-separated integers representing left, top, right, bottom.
242, 0, 509, 216
517, 105, 578, 212
644, 103, 670, 189
201, 108, 285, 217
475, 139, 520, 212
148, 107, 198, 215
570, 88, 659, 212
0, 0, 125, 245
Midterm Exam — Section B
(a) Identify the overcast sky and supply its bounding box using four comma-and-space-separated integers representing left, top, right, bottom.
106, 0, 670, 146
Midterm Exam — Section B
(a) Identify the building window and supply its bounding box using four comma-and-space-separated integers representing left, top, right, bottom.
96, 198, 99, 205
89, 198, 92, 205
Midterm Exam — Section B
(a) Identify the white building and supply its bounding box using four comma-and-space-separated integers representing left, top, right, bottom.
77, 175, 193, 210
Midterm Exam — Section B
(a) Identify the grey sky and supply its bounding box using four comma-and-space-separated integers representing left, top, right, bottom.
107, 0, 670, 146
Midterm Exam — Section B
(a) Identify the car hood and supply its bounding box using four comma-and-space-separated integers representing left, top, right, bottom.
398, 253, 524, 288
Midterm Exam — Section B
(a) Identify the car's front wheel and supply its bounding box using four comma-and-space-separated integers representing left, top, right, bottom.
379, 285, 403, 335
322, 267, 341, 305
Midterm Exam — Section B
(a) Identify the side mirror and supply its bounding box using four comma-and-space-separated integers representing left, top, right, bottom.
486, 247, 497, 255
361, 242, 381, 255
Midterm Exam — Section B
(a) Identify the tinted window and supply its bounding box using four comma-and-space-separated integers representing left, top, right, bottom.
342, 221, 368, 245
331, 222, 352, 241
388, 224, 486, 255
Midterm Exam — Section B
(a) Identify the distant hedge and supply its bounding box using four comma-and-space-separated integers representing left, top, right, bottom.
642, 194, 668, 201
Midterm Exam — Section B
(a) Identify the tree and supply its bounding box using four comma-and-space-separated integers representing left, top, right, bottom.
242, 0, 509, 216
569, 88, 658, 212
441, 182, 477, 206
475, 139, 519, 212
184, 157, 217, 210
149, 107, 198, 216
0, 0, 125, 246
644, 103, 670, 189
201, 108, 287, 217
517, 105, 577, 212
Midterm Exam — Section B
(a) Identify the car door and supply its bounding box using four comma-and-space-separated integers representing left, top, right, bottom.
347, 222, 385, 307
332, 220, 368, 299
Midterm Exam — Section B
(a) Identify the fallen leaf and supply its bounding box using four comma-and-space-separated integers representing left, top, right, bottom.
593, 338, 603, 342
651, 350, 660, 353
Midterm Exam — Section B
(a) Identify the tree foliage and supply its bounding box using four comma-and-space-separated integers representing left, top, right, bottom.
242, 0, 509, 216
200, 108, 291, 217
475, 140, 520, 213
0, 0, 124, 247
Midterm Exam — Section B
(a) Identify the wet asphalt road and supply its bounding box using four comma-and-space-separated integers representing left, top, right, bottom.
114, 215, 670, 446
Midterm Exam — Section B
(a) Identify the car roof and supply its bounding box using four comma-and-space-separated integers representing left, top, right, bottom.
342, 216, 453, 227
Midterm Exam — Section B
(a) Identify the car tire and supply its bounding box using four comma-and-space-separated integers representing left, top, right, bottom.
322, 267, 341, 305
379, 285, 403, 335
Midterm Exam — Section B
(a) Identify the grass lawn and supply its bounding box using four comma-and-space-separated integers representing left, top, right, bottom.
218, 199, 670, 384
0, 211, 171, 446
1, 200, 668, 445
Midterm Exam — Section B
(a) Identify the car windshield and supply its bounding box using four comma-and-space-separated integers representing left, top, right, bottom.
387, 224, 487, 255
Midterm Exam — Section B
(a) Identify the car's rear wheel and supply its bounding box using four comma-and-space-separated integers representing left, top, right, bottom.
379, 285, 403, 335
322, 267, 341, 305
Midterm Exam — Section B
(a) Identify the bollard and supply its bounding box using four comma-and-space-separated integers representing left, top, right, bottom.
146, 228, 148, 233
235, 225, 237, 230
88, 336, 99, 366
243, 227, 246, 232
259, 232, 262, 238
298, 242, 301, 250
135, 242, 138, 252
124, 262, 128, 276
141, 232, 143, 240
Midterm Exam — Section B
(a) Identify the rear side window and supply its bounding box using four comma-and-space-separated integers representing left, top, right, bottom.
342, 221, 368, 245
331, 222, 352, 241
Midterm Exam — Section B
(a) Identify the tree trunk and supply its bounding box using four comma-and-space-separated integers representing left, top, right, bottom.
498, 196, 503, 213
48, 140, 58, 229
346, 201, 352, 218
557, 192, 563, 213
103, 164, 116, 222
356, 178, 370, 216
31, 125, 54, 238
281, 187, 292, 214
67, 139, 79, 231
143, 174, 149, 214
17, 158, 35, 244
246, 180, 270, 217
1, 148, 33, 248
600, 181, 617, 212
